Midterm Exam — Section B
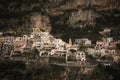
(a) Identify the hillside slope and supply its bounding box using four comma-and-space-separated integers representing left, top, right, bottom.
0, 0, 120, 42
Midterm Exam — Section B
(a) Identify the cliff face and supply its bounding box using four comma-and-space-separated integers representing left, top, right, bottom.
46, 0, 120, 14
46, 0, 120, 27
30, 14, 51, 32
0, 0, 120, 37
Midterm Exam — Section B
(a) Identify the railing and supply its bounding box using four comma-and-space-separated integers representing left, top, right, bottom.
50, 62, 97, 68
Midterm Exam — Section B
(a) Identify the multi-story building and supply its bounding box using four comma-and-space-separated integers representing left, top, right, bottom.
54, 39, 65, 50
76, 51, 86, 62
75, 38, 91, 46
14, 37, 27, 53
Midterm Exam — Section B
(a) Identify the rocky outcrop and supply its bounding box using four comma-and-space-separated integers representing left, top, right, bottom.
47, 0, 120, 14
47, 0, 120, 27
0, 0, 120, 33
30, 14, 51, 32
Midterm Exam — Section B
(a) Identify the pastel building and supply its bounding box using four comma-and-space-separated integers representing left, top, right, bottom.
14, 37, 27, 52
109, 42, 116, 49
95, 40, 105, 49
14, 40, 26, 52
0, 37, 5, 43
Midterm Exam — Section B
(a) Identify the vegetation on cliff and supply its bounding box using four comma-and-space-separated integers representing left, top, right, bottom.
0, 59, 120, 80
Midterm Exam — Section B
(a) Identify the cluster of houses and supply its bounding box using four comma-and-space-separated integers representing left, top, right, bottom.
0, 28, 78, 57
0, 28, 120, 63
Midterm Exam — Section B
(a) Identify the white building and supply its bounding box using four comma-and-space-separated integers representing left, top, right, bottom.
47, 39, 68, 56
40, 32, 54, 49
87, 48, 96, 55
54, 39, 65, 50
50, 49, 67, 56
75, 38, 91, 46
103, 28, 111, 33
76, 51, 86, 61
32, 41, 41, 49
106, 37, 113, 43
30, 28, 41, 38
23, 35, 28, 41
84, 39, 92, 46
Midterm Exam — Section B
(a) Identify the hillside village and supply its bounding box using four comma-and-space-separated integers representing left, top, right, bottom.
0, 0, 120, 80
0, 24, 120, 67
0, 0, 120, 67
